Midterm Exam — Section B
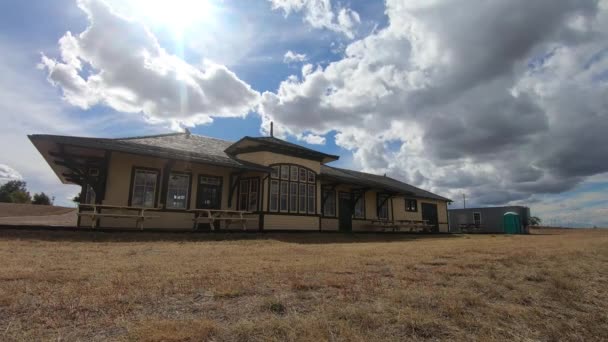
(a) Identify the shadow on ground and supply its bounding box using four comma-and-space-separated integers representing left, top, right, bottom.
0, 226, 462, 244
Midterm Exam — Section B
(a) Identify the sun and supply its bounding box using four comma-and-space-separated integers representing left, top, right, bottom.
131, 0, 216, 35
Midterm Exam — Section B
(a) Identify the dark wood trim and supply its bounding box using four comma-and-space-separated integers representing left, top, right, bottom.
320, 185, 337, 218
351, 189, 367, 220
128, 166, 162, 207
228, 145, 328, 162
228, 172, 244, 208
390, 197, 395, 222
259, 213, 264, 231
160, 160, 175, 208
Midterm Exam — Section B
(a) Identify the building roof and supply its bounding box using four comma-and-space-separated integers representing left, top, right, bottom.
225, 136, 339, 163
320, 165, 451, 202
28, 132, 272, 172
29, 131, 450, 202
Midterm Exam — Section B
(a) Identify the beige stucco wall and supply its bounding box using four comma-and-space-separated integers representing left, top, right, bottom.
80, 150, 449, 232
236, 151, 321, 174
81, 151, 264, 229
264, 215, 318, 230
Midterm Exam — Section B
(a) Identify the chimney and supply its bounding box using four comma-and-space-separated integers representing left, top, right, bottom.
184, 128, 191, 138
270, 121, 274, 137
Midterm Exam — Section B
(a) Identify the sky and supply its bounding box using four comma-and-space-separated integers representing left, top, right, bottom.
0, 0, 607, 227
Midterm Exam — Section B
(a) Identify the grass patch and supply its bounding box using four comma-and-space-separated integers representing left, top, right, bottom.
0, 228, 607, 340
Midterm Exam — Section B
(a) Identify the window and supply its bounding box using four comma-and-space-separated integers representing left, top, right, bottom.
131, 169, 158, 207
290, 166, 298, 181
473, 212, 481, 227
271, 166, 280, 179
299, 183, 307, 213
269, 164, 317, 214
353, 192, 365, 219
308, 170, 315, 183
280, 181, 289, 211
166, 173, 190, 209
280, 165, 289, 180
322, 188, 336, 217
269, 180, 279, 211
405, 199, 417, 212
238, 179, 259, 211
84, 184, 96, 204
290, 183, 298, 211
377, 193, 389, 219
249, 179, 259, 211
308, 184, 315, 214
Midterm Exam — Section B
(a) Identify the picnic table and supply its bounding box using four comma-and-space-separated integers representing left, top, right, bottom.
368, 219, 432, 232
78, 204, 161, 229
395, 219, 432, 232
189, 209, 257, 231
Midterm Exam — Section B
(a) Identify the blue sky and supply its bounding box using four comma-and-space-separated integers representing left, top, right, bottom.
0, 0, 607, 227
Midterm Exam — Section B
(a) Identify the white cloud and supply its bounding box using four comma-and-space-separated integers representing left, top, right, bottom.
269, 0, 360, 38
283, 50, 308, 64
40, 0, 260, 130
300, 133, 326, 145
260, 0, 608, 225
0, 165, 22, 184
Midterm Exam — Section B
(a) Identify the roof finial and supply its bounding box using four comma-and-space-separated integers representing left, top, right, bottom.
270, 121, 274, 137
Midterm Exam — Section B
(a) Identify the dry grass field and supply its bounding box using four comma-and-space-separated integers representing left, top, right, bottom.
0, 228, 607, 341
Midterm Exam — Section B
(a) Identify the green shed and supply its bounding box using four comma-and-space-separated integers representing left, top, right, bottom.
503, 212, 522, 234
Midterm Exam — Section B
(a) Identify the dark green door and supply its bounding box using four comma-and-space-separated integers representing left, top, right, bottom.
421, 203, 439, 232
338, 192, 353, 232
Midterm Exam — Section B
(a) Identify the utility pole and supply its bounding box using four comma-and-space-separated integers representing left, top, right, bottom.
462, 193, 466, 209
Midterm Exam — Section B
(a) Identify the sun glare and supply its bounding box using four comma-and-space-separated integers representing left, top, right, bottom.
132, 0, 215, 35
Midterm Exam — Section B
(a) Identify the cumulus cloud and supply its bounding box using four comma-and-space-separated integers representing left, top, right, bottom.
40, 0, 260, 129
300, 133, 326, 145
261, 0, 608, 208
0, 164, 22, 184
269, 0, 360, 38
283, 50, 308, 64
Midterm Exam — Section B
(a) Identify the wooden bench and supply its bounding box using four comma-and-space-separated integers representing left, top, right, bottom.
78, 204, 160, 229
189, 209, 257, 231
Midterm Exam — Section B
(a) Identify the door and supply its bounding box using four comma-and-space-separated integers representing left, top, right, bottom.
421, 203, 439, 232
196, 176, 222, 230
338, 192, 353, 232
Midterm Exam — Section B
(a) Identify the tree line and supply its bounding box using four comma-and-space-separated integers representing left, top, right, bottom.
0, 180, 54, 205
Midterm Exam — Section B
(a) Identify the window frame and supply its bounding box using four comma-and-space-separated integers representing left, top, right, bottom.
269, 180, 279, 212
322, 187, 336, 217
129, 167, 161, 208
404, 198, 418, 212
165, 171, 192, 210
353, 191, 365, 219
268, 163, 317, 215
473, 212, 481, 227
377, 193, 389, 220
238, 177, 260, 212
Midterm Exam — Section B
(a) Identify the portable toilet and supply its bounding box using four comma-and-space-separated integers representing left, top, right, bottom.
503, 212, 521, 234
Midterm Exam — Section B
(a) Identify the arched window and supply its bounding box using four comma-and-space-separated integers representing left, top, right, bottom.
269, 164, 316, 214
